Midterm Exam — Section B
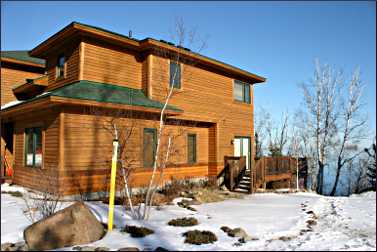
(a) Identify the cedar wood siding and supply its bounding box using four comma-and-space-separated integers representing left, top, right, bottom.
150, 55, 254, 176
78, 42, 254, 178
6, 37, 255, 195
12, 107, 60, 192
81, 39, 143, 89
1, 65, 43, 106
45, 41, 80, 91
53, 40, 252, 195
1, 63, 45, 173
59, 106, 210, 195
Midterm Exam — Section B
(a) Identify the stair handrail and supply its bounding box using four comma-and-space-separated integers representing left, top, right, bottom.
224, 156, 247, 191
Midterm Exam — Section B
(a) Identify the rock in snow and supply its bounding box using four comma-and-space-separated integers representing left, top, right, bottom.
24, 202, 105, 250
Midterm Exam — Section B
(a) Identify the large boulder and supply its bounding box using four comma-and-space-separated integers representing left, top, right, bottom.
24, 202, 105, 250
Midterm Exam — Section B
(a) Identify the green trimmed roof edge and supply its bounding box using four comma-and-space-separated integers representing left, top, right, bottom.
1, 50, 45, 66
2, 80, 182, 113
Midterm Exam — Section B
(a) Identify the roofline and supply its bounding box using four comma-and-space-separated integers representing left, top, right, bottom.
29, 22, 140, 57
1, 57, 45, 68
140, 38, 266, 83
30, 22, 266, 83
50, 96, 183, 115
1, 95, 183, 117
0, 96, 53, 117
12, 75, 48, 91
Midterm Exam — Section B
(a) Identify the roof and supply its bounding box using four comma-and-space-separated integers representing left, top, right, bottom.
1, 50, 45, 66
12, 75, 48, 100
29, 22, 266, 83
1, 80, 182, 113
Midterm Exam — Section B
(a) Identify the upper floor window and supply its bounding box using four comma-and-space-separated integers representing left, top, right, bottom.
234, 80, 251, 104
170, 61, 181, 89
56, 55, 65, 78
25, 127, 42, 168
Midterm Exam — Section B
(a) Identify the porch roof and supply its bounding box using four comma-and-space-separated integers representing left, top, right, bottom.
1, 50, 45, 67
1, 80, 183, 114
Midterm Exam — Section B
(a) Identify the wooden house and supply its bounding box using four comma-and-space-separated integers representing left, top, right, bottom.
1, 51, 46, 180
0, 22, 266, 196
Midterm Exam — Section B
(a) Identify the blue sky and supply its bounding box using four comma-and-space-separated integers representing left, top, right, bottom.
1, 1, 376, 138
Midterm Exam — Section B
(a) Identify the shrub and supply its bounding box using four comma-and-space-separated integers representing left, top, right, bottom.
183, 230, 217, 245
159, 177, 213, 201
122, 225, 154, 238
159, 177, 196, 199
168, 217, 198, 227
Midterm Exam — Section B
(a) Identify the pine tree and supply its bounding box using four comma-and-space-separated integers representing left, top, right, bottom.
364, 143, 376, 190
255, 133, 263, 159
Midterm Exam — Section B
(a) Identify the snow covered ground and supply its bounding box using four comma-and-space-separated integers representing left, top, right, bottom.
1, 183, 376, 251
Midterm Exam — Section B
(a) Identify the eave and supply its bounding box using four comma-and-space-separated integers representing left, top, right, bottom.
29, 22, 140, 58
1, 57, 45, 69
0, 96, 183, 118
12, 76, 48, 100
140, 39, 266, 83
29, 22, 266, 84
50, 96, 183, 116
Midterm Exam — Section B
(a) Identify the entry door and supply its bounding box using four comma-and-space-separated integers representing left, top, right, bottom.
234, 137, 250, 170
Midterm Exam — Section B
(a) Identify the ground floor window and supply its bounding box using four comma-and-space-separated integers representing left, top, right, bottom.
143, 128, 157, 168
25, 127, 42, 167
187, 134, 197, 164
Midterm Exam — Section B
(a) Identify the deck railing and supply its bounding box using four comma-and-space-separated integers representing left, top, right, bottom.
254, 156, 296, 189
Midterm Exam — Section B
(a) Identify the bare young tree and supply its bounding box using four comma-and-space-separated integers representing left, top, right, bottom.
141, 17, 207, 220
300, 59, 341, 194
84, 104, 141, 218
300, 59, 367, 195
288, 120, 303, 190
329, 67, 367, 196
254, 106, 272, 158
267, 111, 289, 156
22, 171, 62, 222
292, 109, 318, 190
85, 18, 207, 221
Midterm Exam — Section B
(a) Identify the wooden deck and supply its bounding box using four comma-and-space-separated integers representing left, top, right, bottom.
254, 156, 296, 190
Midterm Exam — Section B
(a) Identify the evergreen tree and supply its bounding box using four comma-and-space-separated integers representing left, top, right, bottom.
364, 143, 376, 190
255, 133, 263, 159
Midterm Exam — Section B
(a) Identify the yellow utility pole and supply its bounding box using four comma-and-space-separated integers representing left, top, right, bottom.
108, 139, 118, 231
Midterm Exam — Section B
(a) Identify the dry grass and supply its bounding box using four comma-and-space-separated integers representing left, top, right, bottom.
183, 230, 217, 245
193, 188, 243, 204
168, 217, 198, 227
122, 225, 154, 238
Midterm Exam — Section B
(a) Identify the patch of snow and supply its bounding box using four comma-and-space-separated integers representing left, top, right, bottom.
0, 92, 52, 110
1, 100, 23, 110
1, 188, 375, 251
1, 183, 27, 193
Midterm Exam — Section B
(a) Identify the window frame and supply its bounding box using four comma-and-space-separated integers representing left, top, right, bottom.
233, 80, 251, 104
56, 54, 66, 79
187, 133, 197, 164
24, 127, 43, 168
143, 128, 157, 168
169, 61, 181, 89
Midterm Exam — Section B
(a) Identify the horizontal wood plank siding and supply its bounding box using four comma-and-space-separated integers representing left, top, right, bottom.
12, 108, 60, 192
46, 42, 80, 91
81, 40, 142, 89
151, 56, 253, 174
59, 108, 211, 195
1, 67, 43, 106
